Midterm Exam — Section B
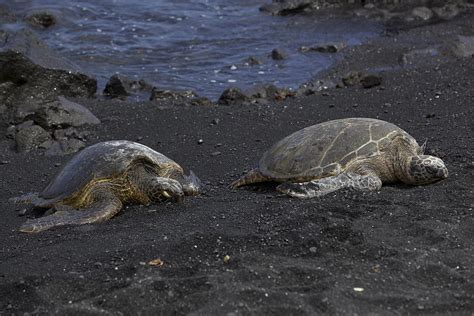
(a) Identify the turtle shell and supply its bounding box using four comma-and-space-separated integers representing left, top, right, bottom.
259, 118, 416, 181
37, 141, 182, 205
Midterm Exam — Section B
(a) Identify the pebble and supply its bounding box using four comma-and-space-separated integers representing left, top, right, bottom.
211, 151, 221, 157
0, 160, 10, 165
197, 139, 204, 144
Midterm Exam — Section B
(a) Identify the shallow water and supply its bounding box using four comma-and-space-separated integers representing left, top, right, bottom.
8, 0, 381, 99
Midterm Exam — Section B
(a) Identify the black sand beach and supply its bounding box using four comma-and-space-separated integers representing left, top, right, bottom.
0, 3, 473, 315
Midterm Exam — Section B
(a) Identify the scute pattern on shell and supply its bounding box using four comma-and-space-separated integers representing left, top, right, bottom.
259, 118, 415, 180
38, 141, 182, 205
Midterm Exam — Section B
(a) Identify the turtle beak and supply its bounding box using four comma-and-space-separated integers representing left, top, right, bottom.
182, 170, 202, 196
437, 168, 448, 179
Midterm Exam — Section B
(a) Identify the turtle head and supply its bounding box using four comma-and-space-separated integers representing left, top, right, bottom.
406, 155, 448, 185
180, 170, 202, 196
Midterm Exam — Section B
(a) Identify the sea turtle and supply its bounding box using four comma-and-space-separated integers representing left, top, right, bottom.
13, 140, 202, 233
231, 118, 448, 198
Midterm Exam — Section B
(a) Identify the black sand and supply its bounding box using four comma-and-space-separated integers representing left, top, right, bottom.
1, 10, 473, 315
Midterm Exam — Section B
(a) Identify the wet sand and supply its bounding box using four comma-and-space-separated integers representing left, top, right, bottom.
0, 9, 473, 315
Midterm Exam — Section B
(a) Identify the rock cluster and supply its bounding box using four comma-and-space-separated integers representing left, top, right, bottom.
260, 0, 471, 23
0, 7, 99, 155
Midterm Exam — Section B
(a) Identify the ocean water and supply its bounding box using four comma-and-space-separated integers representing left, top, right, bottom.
8, 0, 381, 99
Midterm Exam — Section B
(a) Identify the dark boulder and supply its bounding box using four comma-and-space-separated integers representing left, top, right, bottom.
411, 7, 434, 21
342, 71, 382, 89
245, 84, 295, 102
0, 28, 97, 126
259, 0, 466, 18
360, 74, 382, 89
53, 127, 89, 141
104, 74, 152, 98
300, 42, 347, 53
32, 96, 100, 129
190, 97, 214, 107
342, 71, 363, 87
260, 0, 313, 15
150, 88, 198, 102
44, 139, 86, 156
149, 87, 213, 107
244, 56, 263, 66
15, 124, 51, 152
271, 48, 287, 60
218, 87, 250, 106
25, 11, 58, 28
296, 79, 336, 96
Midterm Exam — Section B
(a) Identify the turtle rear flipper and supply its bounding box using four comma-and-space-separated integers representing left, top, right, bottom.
10, 192, 39, 205
19, 189, 123, 233
277, 172, 382, 199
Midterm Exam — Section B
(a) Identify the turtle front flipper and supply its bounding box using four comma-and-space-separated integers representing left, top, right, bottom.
230, 168, 269, 189
277, 172, 382, 199
19, 189, 123, 233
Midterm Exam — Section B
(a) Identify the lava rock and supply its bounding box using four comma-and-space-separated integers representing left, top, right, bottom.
32, 96, 100, 129
25, 11, 58, 28
361, 74, 382, 89
44, 139, 86, 156
296, 79, 336, 96
5, 125, 16, 139
103, 74, 134, 98
244, 84, 295, 102
411, 7, 434, 20
300, 42, 347, 53
15, 125, 51, 152
432, 4, 460, 20
271, 48, 287, 60
218, 87, 250, 106
260, 0, 313, 16
103, 74, 151, 98
244, 84, 276, 100
0, 29, 97, 126
149, 88, 198, 102
53, 127, 89, 141
271, 85, 293, 100
190, 97, 214, 107
342, 71, 363, 87
244, 56, 263, 66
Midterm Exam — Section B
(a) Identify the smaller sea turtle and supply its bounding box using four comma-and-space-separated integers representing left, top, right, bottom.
231, 118, 448, 198
13, 141, 201, 233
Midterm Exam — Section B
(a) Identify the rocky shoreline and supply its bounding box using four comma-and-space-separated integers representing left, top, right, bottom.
0, 2, 473, 315
2, 2, 473, 156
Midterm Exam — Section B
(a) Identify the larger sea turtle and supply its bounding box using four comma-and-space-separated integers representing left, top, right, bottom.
13, 140, 201, 233
231, 118, 448, 198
